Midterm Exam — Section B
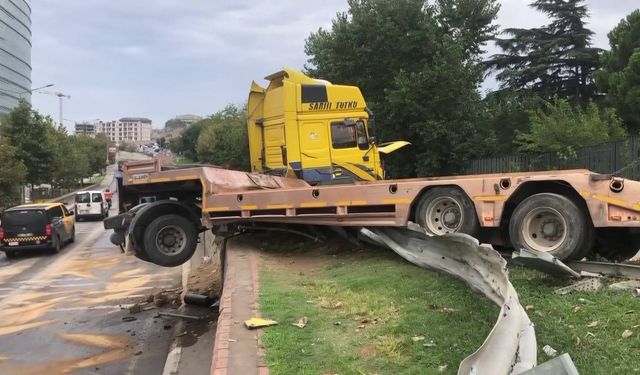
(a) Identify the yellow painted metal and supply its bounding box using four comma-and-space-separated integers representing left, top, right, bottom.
378, 141, 411, 155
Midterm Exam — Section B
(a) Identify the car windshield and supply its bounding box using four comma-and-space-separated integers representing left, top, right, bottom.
76, 193, 90, 203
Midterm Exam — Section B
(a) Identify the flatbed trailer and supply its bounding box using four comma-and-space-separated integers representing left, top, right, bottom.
105, 158, 640, 267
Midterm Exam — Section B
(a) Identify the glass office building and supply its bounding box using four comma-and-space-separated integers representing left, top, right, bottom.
0, 0, 31, 115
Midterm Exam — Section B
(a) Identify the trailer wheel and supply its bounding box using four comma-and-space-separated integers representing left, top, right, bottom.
509, 193, 592, 261
143, 214, 197, 267
415, 187, 479, 236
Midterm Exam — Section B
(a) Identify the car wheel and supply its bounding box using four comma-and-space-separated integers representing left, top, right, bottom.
143, 214, 198, 267
415, 187, 479, 236
509, 193, 593, 261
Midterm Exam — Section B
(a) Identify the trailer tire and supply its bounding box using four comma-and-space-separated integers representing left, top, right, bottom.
415, 187, 479, 236
509, 193, 591, 261
143, 214, 198, 267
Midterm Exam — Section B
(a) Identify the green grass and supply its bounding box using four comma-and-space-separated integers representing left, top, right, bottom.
258, 240, 640, 375
174, 155, 195, 165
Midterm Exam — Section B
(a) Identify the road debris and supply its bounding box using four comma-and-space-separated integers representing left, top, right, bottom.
244, 317, 278, 329
158, 312, 207, 321
184, 293, 219, 307
512, 248, 580, 278
609, 279, 640, 291
423, 340, 437, 348
587, 321, 599, 328
128, 303, 143, 314
361, 227, 540, 374
122, 316, 137, 322
292, 317, 308, 329
622, 329, 633, 338
543, 345, 558, 357
554, 278, 602, 295
411, 335, 425, 342
520, 353, 579, 375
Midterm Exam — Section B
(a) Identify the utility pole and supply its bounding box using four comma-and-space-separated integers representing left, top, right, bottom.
34, 90, 71, 126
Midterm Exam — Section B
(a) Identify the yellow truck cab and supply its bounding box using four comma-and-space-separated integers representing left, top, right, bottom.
247, 68, 408, 184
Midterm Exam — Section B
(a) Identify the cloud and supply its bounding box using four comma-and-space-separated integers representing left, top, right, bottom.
29, 0, 639, 130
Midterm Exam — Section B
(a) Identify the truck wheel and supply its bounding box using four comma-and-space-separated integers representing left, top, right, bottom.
143, 214, 197, 267
509, 193, 592, 261
415, 187, 479, 236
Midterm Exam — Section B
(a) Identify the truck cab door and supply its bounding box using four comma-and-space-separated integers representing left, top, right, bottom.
328, 120, 377, 182
299, 122, 332, 184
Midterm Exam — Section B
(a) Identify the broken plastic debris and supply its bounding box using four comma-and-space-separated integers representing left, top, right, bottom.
292, 317, 308, 329
423, 340, 437, 348
554, 278, 602, 295
411, 335, 425, 342
542, 345, 558, 357
438, 364, 448, 372
622, 329, 633, 338
587, 321, 599, 328
244, 317, 278, 329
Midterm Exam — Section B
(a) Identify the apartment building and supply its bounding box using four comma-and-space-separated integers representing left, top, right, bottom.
93, 117, 152, 143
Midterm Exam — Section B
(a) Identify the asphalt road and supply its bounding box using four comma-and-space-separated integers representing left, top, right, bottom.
0, 174, 182, 374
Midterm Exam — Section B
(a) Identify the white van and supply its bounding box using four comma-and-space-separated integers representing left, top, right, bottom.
74, 191, 108, 221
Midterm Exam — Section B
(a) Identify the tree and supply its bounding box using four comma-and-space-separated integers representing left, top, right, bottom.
490, 0, 601, 103
516, 98, 626, 159
196, 105, 250, 171
0, 100, 55, 186
305, 0, 499, 176
170, 121, 207, 161
0, 136, 26, 209
595, 10, 640, 133
48, 125, 89, 188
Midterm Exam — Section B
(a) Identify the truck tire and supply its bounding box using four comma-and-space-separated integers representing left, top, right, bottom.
415, 187, 479, 236
509, 193, 592, 261
143, 214, 198, 267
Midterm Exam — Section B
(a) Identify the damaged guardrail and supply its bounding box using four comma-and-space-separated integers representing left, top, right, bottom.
360, 225, 579, 375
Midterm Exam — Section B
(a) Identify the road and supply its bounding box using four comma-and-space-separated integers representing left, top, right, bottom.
0, 165, 182, 375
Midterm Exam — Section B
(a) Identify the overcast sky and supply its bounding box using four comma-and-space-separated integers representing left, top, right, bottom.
31, 0, 639, 130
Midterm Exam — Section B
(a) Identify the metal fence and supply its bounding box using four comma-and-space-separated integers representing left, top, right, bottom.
466, 136, 640, 180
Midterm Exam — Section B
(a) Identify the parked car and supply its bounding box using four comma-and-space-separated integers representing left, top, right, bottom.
0, 203, 75, 258
75, 191, 109, 221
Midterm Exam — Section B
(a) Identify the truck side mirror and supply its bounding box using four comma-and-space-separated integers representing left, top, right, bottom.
368, 136, 376, 144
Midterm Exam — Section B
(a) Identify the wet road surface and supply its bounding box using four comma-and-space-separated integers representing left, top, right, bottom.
0, 206, 182, 374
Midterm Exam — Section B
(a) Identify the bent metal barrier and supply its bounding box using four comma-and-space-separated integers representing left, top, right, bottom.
360, 226, 542, 375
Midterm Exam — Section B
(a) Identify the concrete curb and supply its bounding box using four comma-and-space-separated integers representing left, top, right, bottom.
210, 239, 269, 375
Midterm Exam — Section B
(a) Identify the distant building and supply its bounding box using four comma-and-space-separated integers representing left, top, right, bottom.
165, 114, 202, 130
75, 122, 96, 137
94, 117, 152, 143
0, 0, 31, 114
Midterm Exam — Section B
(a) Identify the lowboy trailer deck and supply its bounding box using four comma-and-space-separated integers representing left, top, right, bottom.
105, 158, 640, 267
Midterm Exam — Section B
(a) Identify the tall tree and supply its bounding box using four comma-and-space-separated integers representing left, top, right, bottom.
305, 0, 499, 176
595, 10, 640, 133
490, 0, 601, 103
0, 136, 26, 209
0, 100, 55, 186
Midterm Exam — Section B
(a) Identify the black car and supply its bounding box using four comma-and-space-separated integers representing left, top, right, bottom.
0, 203, 76, 258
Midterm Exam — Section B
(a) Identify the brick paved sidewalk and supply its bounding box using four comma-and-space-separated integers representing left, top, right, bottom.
211, 237, 269, 375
